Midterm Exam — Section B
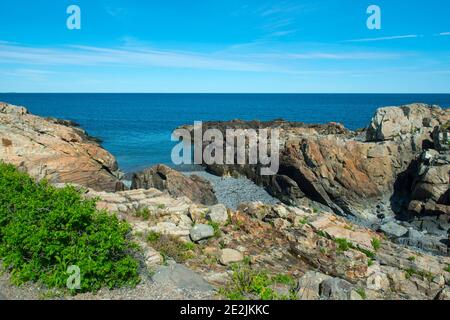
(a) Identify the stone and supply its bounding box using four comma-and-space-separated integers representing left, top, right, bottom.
219, 248, 244, 266
297, 271, 332, 300
131, 164, 218, 205
207, 204, 228, 225
190, 224, 215, 242
435, 287, 450, 300
152, 263, 215, 293
0, 103, 120, 191
143, 246, 163, 268
320, 278, 354, 300
380, 222, 408, 238
366, 104, 446, 142
366, 272, 390, 291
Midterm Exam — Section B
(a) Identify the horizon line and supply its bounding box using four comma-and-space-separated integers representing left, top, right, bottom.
2, 92, 450, 95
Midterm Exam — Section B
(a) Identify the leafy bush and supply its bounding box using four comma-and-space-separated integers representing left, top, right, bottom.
0, 163, 140, 292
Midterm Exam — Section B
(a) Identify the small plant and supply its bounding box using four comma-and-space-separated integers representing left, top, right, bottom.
335, 238, 351, 252
242, 256, 252, 266
313, 207, 319, 213
367, 259, 374, 267
356, 288, 367, 300
182, 241, 195, 251
156, 204, 166, 210
272, 274, 295, 287
147, 231, 161, 243
297, 218, 308, 225
408, 256, 416, 262
221, 265, 296, 300
357, 247, 376, 259
405, 268, 416, 279
445, 265, 450, 273
208, 221, 222, 238
371, 238, 381, 251
146, 234, 194, 263
135, 207, 151, 220
404, 268, 434, 281
316, 230, 327, 238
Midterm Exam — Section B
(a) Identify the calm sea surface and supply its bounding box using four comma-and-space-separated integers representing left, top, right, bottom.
1, 93, 449, 172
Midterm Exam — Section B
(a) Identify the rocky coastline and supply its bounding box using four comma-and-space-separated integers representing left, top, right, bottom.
178, 103, 450, 256
0, 101, 449, 300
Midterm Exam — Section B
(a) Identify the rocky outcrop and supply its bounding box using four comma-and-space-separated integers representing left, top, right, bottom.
79, 184, 450, 300
179, 103, 449, 219
131, 164, 218, 205
0, 103, 120, 191
366, 103, 448, 142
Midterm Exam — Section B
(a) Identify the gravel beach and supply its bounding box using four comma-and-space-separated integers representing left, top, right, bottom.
183, 168, 279, 210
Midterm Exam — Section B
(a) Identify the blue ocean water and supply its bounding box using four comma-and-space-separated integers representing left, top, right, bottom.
1, 93, 449, 172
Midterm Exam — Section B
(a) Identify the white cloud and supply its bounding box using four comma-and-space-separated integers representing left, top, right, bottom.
344, 35, 420, 43
106, 7, 127, 17
0, 42, 278, 73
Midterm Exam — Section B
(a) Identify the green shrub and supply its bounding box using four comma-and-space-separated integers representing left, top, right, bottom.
0, 163, 139, 292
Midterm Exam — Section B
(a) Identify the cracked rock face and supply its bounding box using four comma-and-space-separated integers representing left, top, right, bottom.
179, 104, 450, 220
0, 103, 120, 191
131, 164, 218, 205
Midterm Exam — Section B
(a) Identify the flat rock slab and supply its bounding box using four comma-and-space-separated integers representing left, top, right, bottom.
152, 263, 215, 293
190, 224, 215, 242
380, 221, 408, 238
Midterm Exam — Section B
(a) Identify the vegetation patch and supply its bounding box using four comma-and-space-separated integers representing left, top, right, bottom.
356, 288, 367, 300
404, 267, 434, 281
220, 264, 297, 300
0, 163, 140, 293
134, 207, 151, 220
371, 238, 381, 251
334, 238, 376, 259
146, 232, 194, 263
208, 221, 222, 238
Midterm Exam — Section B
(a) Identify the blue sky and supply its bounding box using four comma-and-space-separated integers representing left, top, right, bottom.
0, 0, 449, 93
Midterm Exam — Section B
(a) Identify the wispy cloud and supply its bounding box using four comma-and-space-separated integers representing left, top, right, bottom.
257, 2, 311, 17
439, 32, 450, 36
0, 42, 278, 73
106, 7, 127, 17
344, 35, 420, 43
246, 52, 405, 60
253, 2, 316, 39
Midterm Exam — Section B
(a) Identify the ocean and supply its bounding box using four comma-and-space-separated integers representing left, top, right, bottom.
1, 93, 449, 172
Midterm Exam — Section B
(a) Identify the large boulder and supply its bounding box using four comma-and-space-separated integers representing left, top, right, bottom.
0, 102, 120, 191
366, 103, 448, 142
131, 164, 218, 205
